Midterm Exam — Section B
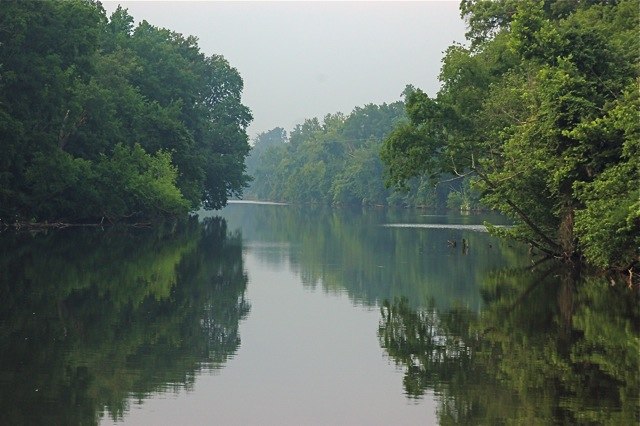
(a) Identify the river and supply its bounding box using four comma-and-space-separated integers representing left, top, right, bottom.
0, 202, 636, 425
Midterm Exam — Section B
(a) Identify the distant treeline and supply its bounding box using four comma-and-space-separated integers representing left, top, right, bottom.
244, 98, 480, 210
0, 2, 251, 223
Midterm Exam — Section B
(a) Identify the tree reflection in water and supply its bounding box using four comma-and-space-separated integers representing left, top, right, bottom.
379, 262, 639, 425
0, 217, 249, 424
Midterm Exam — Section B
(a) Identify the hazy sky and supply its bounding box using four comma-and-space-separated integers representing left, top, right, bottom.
102, 1, 467, 140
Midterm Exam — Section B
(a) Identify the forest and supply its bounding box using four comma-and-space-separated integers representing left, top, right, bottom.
244, 97, 481, 210
0, 1, 251, 223
381, 0, 639, 271
1, 0, 637, 272
248, 0, 639, 273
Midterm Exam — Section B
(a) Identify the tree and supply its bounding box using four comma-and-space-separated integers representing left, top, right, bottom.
381, 0, 639, 270
247, 102, 411, 205
0, 1, 252, 222
0, 0, 103, 219
245, 127, 288, 184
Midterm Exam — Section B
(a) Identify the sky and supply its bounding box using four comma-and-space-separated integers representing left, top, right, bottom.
101, 1, 467, 140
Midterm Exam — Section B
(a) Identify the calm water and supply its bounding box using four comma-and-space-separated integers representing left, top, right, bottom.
0, 203, 637, 425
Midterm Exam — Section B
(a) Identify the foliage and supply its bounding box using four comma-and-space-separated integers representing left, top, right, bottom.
573, 86, 640, 269
0, 1, 251, 222
381, 0, 639, 269
244, 127, 288, 181
247, 104, 403, 205
245, 102, 477, 209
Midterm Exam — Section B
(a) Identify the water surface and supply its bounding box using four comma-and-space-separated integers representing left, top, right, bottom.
0, 204, 636, 425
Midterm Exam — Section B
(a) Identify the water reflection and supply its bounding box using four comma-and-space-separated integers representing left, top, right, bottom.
5, 203, 634, 424
379, 262, 640, 424
0, 218, 248, 424
217, 203, 523, 310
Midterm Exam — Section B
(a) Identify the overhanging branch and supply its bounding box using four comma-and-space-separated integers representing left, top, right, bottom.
474, 167, 561, 253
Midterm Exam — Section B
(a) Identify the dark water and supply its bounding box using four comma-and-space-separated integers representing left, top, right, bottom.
0, 203, 637, 425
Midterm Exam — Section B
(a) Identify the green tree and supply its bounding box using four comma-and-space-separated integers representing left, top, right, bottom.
247, 102, 409, 206
0, 1, 252, 222
0, 0, 103, 219
381, 0, 639, 270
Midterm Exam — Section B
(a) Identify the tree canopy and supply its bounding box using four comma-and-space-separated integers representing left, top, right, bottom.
246, 103, 404, 205
245, 101, 478, 209
381, 0, 639, 270
0, 1, 252, 223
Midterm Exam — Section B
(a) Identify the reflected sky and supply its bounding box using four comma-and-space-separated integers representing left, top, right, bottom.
24, 202, 531, 424
98, 203, 525, 424
104, 253, 439, 425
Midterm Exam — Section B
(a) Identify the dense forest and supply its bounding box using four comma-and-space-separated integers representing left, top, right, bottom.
2, 0, 637, 272
380, 0, 639, 271
246, 102, 408, 206
0, 1, 251, 223
244, 99, 481, 210
245, 0, 638, 272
